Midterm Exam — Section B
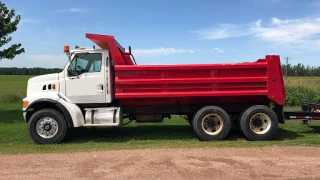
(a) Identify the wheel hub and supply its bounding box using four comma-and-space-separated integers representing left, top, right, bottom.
36, 117, 59, 139
202, 114, 224, 135
44, 124, 52, 131
252, 117, 263, 127
249, 113, 272, 135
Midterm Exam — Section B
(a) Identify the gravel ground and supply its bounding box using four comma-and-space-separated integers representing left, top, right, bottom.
0, 146, 319, 180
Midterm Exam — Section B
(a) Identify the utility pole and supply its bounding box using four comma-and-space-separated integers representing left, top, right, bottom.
283, 56, 291, 80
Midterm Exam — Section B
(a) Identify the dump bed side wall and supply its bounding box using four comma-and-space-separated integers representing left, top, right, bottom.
114, 55, 285, 106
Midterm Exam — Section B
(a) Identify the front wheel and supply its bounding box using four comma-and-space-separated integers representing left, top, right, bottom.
28, 109, 67, 144
239, 105, 278, 141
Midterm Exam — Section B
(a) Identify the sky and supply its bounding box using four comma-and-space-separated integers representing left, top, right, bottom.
1, 0, 320, 68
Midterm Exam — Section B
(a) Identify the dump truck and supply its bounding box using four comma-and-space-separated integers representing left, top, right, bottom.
22, 33, 289, 144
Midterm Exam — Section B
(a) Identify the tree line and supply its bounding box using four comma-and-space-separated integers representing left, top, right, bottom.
0, 67, 63, 75
281, 63, 320, 76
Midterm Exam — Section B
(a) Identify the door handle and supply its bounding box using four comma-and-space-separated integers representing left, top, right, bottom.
97, 84, 104, 91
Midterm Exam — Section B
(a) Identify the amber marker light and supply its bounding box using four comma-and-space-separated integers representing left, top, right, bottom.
64, 45, 70, 53
22, 101, 29, 108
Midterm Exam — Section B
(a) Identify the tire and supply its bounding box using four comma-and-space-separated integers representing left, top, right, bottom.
28, 108, 67, 144
192, 106, 231, 141
237, 107, 249, 135
239, 105, 278, 141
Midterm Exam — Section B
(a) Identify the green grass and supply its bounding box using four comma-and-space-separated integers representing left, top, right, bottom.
0, 75, 320, 154
284, 77, 320, 106
285, 76, 320, 89
0, 75, 32, 103
0, 103, 319, 154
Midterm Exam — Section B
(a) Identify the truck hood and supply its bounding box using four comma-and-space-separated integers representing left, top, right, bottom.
27, 73, 60, 97
28, 73, 59, 85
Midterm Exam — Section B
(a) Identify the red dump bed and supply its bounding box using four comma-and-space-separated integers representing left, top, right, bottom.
114, 56, 285, 106
86, 33, 285, 106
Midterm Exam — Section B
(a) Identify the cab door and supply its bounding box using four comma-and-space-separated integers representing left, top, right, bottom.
64, 51, 107, 104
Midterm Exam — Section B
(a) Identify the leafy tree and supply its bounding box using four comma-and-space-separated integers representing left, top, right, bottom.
282, 63, 320, 76
0, 1, 25, 60
0, 67, 63, 75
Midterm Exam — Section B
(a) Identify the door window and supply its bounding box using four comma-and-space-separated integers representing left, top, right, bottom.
68, 53, 102, 76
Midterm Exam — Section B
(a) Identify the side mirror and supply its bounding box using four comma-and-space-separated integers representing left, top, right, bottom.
67, 68, 73, 76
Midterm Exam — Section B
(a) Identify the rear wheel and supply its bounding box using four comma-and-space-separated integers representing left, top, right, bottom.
28, 109, 67, 144
192, 106, 231, 141
239, 105, 278, 141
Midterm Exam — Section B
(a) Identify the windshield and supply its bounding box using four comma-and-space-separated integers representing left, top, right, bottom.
68, 53, 102, 76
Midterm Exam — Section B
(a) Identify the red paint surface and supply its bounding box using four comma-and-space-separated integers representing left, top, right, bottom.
86, 33, 286, 106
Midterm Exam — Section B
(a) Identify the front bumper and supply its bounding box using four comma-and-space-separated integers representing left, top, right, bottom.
23, 112, 27, 122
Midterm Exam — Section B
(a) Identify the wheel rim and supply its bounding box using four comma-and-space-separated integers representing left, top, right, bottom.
249, 113, 271, 135
202, 114, 224, 135
36, 117, 59, 138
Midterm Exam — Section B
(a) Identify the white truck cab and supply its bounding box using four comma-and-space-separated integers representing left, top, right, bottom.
62, 48, 113, 104
25, 48, 113, 105
22, 46, 121, 144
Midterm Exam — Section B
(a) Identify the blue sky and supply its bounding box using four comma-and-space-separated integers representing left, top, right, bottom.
2, 0, 320, 68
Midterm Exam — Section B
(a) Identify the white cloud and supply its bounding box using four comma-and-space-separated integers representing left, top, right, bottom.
20, 19, 39, 24
27, 54, 66, 60
68, 8, 84, 12
132, 47, 199, 57
191, 23, 252, 40
18, 18, 40, 29
0, 54, 68, 68
54, 8, 86, 14
45, 28, 51, 32
26, 54, 68, 68
192, 16, 320, 50
212, 48, 224, 53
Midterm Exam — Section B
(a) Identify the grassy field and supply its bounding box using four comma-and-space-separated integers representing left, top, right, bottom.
0, 75, 32, 103
285, 76, 320, 88
0, 75, 320, 154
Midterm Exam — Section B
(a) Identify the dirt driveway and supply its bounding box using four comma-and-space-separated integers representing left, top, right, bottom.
0, 146, 319, 180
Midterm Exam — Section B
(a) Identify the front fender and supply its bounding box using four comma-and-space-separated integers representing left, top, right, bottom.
23, 93, 85, 127
23, 93, 60, 112
57, 98, 85, 127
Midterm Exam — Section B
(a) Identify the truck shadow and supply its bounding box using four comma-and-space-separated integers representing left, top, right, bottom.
273, 129, 303, 141
0, 109, 23, 124
63, 124, 302, 143
307, 125, 320, 134
64, 125, 198, 143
